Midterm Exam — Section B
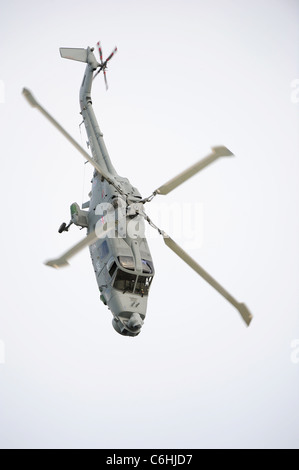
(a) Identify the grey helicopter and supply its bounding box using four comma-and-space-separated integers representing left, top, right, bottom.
23, 41, 253, 337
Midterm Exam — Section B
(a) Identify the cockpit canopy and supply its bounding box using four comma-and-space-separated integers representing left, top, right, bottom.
108, 255, 154, 296
113, 270, 152, 295
118, 255, 154, 274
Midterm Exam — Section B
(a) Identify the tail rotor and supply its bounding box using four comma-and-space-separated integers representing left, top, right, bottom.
93, 41, 118, 89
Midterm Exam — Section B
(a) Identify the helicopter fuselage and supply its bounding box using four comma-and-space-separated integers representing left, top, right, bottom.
78, 48, 155, 336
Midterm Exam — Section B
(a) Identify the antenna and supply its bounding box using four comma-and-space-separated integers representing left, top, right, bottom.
93, 41, 118, 90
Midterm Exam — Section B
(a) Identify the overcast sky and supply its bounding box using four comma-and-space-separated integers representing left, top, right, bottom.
0, 0, 298, 449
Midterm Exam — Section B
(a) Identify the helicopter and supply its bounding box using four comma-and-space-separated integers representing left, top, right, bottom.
22, 42, 253, 336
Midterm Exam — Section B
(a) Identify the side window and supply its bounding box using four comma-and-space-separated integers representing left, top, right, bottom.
142, 259, 154, 274
109, 262, 117, 278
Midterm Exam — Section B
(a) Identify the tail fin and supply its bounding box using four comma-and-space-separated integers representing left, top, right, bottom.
60, 48, 88, 63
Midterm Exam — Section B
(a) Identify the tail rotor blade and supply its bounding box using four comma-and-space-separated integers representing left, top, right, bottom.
103, 69, 108, 90
93, 68, 101, 80
105, 46, 118, 63
94, 42, 117, 90
97, 40, 103, 64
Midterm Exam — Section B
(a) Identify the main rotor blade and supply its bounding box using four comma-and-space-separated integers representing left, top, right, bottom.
155, 146, 234, 196
22, 88, 111, 182
45, 220, 115, 268
162, 233, 253, 326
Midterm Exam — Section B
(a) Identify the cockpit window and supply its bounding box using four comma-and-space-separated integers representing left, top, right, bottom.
113, 269, 153, 296
135, 276, 152, 296
109, 262, 117, 278
118, 256, 135, 271
113, 270, 136, 293
142, 259, 154, 274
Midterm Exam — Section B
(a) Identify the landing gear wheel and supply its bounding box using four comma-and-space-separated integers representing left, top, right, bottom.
58, 222, 67, 233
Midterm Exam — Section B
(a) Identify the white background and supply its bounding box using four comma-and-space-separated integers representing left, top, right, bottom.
0, 0, 298, 449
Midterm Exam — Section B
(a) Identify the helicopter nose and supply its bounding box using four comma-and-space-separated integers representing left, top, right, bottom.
127, 312, 144, 329
112, 312, 144, 336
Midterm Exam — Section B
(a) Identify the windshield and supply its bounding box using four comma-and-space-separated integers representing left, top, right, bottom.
113, 270, 152, 296
118, 256, 135, 270
135, 276, 152, 296
113, 270, 136, 293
